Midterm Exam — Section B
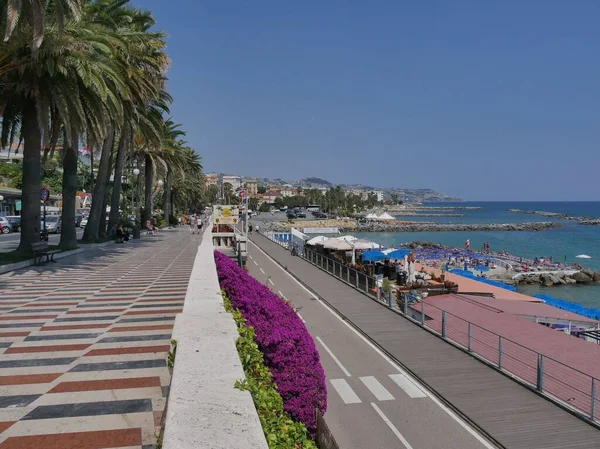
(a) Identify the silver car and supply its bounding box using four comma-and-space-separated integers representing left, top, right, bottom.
41, 216, 62, 234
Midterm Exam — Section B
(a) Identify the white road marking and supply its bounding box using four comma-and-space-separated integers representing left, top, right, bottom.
389, 374, 427, 398
253, 260, 258, 266
330, 379, 361, 404
371, 403, 414, 449
260, 268, 265, 274
360, 376, 395, 401
248, 239, 496, 449
316, 336, 351, 377
268, 278, 274, 286
277, 290, 285, 298
297, 313, 306, 323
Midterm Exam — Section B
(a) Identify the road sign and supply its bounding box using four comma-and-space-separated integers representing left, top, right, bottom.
40, 188, 50, 202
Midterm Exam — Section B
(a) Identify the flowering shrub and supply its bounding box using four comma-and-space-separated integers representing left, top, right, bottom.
215, 250, 327, 434
224, 293, 317, 448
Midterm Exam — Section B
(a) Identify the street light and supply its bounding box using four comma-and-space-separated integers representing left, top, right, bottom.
132, 168, 140, 239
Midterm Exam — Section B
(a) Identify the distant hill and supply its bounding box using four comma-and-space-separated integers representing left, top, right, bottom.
300, 177, 331, 186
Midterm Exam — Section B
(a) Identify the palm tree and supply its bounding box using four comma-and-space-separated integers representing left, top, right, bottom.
0, 13, 128, 252
82, 0, 168, 242
1, 0, 83, 53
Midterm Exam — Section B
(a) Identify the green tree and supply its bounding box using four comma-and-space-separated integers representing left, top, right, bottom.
248, 197, 259, 211
259, 202, 270, 212
257, 185, 266, 194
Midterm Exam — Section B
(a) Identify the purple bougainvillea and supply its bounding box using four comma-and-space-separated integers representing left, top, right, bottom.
214, 250, 327, 433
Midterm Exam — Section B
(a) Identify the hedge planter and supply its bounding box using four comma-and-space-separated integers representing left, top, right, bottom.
215, 250, 327, 434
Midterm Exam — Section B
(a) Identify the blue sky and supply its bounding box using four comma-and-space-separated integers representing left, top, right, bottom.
133, 1, 599, 200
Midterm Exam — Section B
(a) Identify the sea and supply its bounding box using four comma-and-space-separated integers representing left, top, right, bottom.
352, 201, 600, 308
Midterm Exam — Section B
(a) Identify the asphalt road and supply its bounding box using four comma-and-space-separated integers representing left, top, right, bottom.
246, 239, 497, 449
0, 228, 85, 253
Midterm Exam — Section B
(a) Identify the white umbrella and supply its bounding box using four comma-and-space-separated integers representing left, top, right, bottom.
323, 238, 354, 251
377, 212, 395, 220
365, 213, 378, 219
351, 239, 381, 250
336, 235, 358, 241
575, 254, 592, 259
306, 235, 328, 245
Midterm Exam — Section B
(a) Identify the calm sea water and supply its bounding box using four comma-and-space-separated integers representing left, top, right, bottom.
353, 202, 600, 308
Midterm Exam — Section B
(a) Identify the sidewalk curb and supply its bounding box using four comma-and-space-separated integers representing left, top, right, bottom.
0, 248, 85, 275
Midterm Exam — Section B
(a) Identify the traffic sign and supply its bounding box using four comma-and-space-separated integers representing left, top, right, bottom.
40, 188, 50, 202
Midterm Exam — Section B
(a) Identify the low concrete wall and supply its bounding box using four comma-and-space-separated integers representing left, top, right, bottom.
162, 229, 268, 449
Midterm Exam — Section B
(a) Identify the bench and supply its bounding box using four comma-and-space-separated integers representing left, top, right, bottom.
30, 241, 60, 265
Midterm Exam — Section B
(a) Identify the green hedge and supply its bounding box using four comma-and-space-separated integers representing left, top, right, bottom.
224, 294, 317, 449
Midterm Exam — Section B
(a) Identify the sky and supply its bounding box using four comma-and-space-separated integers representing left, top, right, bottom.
133, 1, 599, 201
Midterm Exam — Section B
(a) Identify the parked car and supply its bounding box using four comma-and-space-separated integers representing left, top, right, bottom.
295, 212, 306, 218
80, 216, 88, 228
0, 217, 11, 234
75, 214, 84, 227
41, 215, 62, 234
5, 216, 20, 232
286, 211, 297, 219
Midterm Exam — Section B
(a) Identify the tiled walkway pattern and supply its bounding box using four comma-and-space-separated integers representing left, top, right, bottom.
0, 230, 199, 449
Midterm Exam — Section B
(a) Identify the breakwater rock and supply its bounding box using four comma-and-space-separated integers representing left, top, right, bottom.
511, 269, 600, 287
509, 208, 599, 224
341, 221, 561, 233
580, 219, 600, 226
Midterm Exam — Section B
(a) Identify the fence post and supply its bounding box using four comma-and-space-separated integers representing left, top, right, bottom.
355, 271, 359, 289
467, 323, 472, 352
403, 294, 408, 315
498, 336, 503, 369
420, 300, 425, 325
442, 311, 447, 338
347, 267, 350, 284
537, 354, 544, 392
388, 286, 393, 307
365, 276, 369, 294
592, 378, 597, 421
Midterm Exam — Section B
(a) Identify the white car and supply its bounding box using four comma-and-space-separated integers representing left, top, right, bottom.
0, 216, 11, 234
80, 217, 88, 228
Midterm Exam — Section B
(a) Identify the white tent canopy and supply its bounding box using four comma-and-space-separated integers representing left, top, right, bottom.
377, 212, 395, 220
365, 213, 378, 219
306, 235, 329, 245
351, 239, 381, 250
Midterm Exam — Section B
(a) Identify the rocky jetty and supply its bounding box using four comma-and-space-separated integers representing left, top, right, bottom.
509, 209, 599, 225
510, 268, 600, 287
345, 221, 561, 233
580, 219, 600, 226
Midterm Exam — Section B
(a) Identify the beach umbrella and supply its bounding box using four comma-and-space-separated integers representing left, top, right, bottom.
351, 239, 381, 250
336, 235, 358, 241
306, 235, 328, 245
576, 254, 592, 259
386, 249, 410, 260
323, 238, 354, 251
363, 250, 386, 262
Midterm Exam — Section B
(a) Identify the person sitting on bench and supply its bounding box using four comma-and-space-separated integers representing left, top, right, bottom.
116, 224, 129, 243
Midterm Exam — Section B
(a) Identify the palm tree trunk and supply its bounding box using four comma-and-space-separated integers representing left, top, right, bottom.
82, 126, 115, 243
108, 126, 128, 232
16, 100, 42, 253
99, 138, 116, 238
143, 154, 154, 224
59, 129, 79, 250
163, 168, 172, 224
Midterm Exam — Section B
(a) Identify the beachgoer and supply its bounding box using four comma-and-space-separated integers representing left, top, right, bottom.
465, 239, 471, 251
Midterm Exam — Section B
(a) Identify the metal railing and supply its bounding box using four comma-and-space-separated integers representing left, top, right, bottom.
261, 234, 600, 424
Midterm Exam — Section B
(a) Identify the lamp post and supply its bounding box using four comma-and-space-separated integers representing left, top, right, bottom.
133, 168, 140, 239
0, 195, 4, 216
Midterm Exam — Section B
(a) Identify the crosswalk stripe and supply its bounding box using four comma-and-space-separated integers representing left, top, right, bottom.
360, 376, 394, 401
330, 379, 361, 404
389, 374, 427, 398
